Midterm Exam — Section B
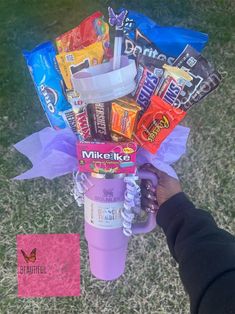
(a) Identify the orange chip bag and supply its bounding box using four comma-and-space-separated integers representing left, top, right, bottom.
56, 41, 104, 90
135, 95, 186, 154
111, 98, 141, 139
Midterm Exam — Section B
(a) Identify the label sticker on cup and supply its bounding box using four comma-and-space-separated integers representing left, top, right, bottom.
84, 196, 123, 229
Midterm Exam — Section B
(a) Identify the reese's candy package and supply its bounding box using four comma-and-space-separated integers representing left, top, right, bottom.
23, 41, 71, 129
111, 98, 141, 139
74, 106, 91, 140
157, 64, 192, 107
56, 41, 104, 90
173, 45, 222, 110
56, 11, 111, 58
135, 95, 186, 154
87, 103, 111, 141
132, 55, 164, 112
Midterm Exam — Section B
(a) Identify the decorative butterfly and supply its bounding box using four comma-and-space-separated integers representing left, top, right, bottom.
21, 248, 37, 263
108, 7, 128, 29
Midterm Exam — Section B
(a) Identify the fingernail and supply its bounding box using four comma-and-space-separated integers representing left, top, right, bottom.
147, 193, 157, 201
145, 205, 158, 213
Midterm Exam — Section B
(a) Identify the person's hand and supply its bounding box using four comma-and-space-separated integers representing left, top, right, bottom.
140, 164, 182, 211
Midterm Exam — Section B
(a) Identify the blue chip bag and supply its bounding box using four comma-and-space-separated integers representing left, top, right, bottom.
23, 41, 71, 129
122, 9, 208, 64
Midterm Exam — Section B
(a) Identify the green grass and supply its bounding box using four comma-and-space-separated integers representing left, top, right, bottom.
0, 0, 235, 313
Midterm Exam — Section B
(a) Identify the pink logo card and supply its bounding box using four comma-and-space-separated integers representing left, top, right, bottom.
17, 234, 80, 298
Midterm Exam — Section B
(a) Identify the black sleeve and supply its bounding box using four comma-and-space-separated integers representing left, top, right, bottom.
157, 192, 235, 314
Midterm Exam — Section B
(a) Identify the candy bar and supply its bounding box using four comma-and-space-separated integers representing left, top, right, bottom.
75, 106, 91, 140
87, 103, 111, 141
173, 45, 222, 110
60, 109, 77, 134
111, 98, 141, 139
135, 95, 186, 154
132, 55, 164, 112
157, 64, 192, 107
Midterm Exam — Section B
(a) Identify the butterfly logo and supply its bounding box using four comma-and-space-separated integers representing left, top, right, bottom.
108, 7, 128, 29
21, 248, 37, 263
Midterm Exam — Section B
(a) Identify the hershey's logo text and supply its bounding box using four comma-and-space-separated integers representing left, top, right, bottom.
95, 103, 107, 135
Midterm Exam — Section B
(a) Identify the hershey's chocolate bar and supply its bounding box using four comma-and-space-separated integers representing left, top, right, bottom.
87, 103, 111, 141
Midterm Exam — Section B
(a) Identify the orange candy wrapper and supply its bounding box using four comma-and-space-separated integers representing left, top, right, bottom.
111, 98, 141, 139
135, 95, 186, 154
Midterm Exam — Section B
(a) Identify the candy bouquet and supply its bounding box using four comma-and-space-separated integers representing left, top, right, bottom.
14, 8, 221, 280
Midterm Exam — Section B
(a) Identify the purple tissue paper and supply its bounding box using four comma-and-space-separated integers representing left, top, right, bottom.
137, 125, 190, 179
13, 125, 190, 180
14, 127, 77, 180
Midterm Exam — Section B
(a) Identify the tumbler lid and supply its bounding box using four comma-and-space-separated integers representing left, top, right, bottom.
71, 56, 137, 103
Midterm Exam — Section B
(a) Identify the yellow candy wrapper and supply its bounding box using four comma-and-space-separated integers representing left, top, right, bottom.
56, 41, 104, 90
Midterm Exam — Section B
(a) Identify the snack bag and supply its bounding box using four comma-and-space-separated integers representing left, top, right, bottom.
111, 98, 141, 139
55, 11, 111, 58
122, 30, 176, 65
23, 41, 71, 129
173, 45, 222, 110
135, 95, 186, 154
56, 41, 104, 90
122, 9, 208, 63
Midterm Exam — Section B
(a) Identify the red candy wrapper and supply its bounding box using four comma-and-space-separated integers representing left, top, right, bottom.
75, 106, 91, 140
135, 95, 186, 154
56, 11, 111, 58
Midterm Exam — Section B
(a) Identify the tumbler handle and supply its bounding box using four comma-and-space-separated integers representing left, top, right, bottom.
132, 169, 158, 235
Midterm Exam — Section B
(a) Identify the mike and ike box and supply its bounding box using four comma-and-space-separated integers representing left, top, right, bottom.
77, 141, 137, 174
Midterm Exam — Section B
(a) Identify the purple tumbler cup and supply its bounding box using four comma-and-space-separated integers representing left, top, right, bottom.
84, 173, 127, 280
84, 170, 158, 280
